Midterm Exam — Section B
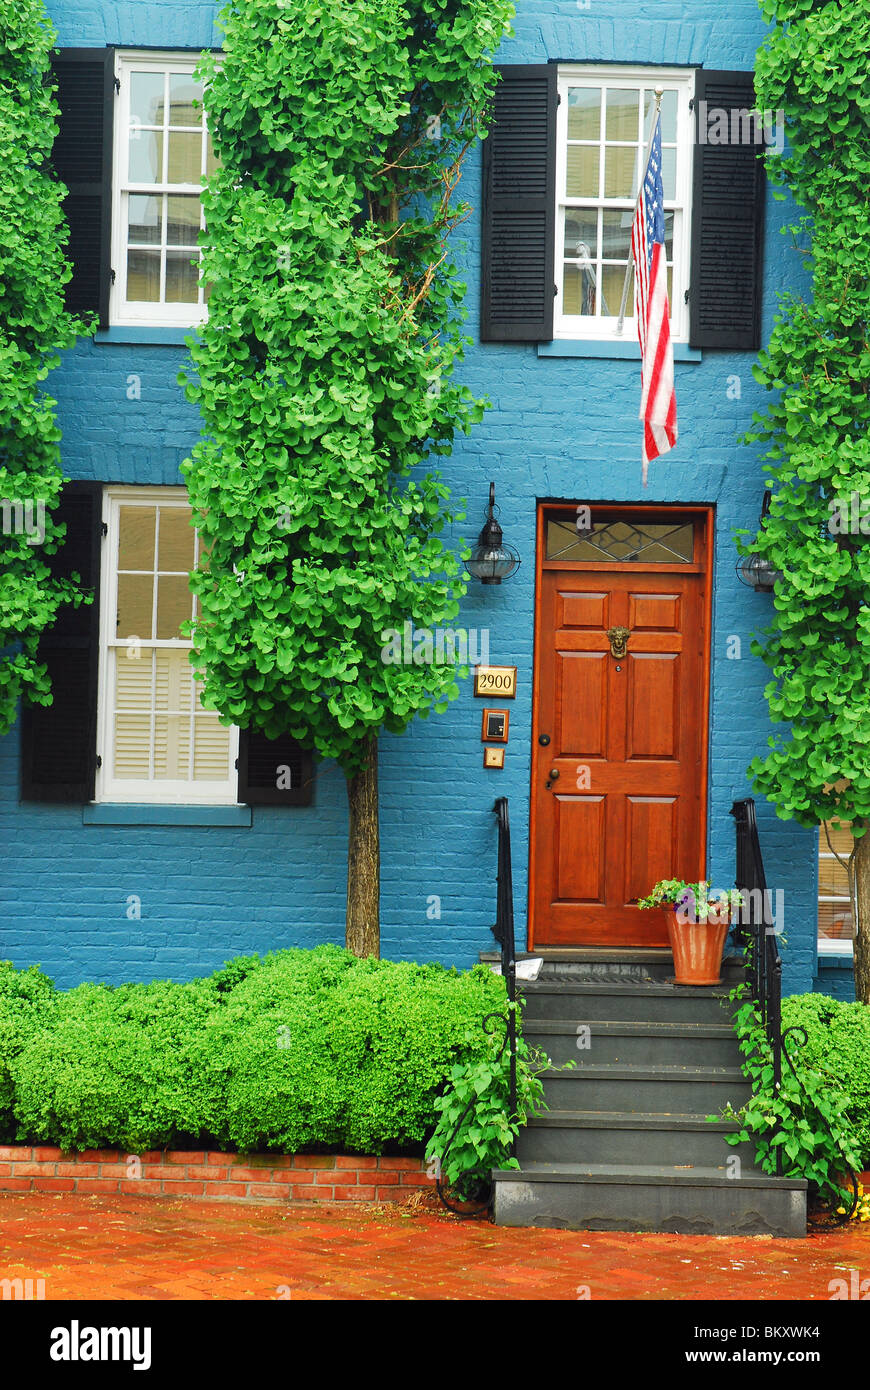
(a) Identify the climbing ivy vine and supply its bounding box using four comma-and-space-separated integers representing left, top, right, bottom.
180, 0, 514, 954
0, 0, 91, 734
742, 0, 870, 1002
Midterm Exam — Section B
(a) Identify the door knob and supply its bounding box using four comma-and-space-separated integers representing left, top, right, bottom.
549, 768, 560, 780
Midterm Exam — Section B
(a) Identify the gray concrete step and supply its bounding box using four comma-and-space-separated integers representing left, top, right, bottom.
525, 1019, 741, 1068
516, 1109, 759, 1168
520, 982, 737, 1024
538, 1064, 751, 1114
491, 1162, 807, 1236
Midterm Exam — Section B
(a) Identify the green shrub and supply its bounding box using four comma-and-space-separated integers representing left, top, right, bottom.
3, 946, 508, 1155
11, 976, 224, 1152
214, 948, 507, 1153
0, 961, 56, 1139
782, 994, 870, 1167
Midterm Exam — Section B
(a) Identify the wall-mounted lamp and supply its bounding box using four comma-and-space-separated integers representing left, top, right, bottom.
737, 490, 780, 593
466, 482, 521, 585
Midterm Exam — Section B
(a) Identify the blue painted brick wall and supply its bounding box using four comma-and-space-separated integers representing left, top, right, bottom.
0, 0, 841, 998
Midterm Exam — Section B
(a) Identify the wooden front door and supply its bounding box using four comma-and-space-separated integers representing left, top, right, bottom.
530, 508, 711, 948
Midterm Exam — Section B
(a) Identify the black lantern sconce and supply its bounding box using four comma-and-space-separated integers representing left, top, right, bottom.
466, 482, 521, 585
737, 490, 780, 594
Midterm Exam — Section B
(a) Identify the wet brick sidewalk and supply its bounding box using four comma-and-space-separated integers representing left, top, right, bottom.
1, 1193, 869, 1300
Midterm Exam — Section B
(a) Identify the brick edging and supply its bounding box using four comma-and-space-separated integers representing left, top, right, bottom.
0, 1148, 432, 1203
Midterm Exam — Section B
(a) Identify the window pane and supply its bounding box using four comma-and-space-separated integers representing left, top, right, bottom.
819, 856, 850, 896
130, 71, 165, 127
206, 131, 220, 177
167, 130, 202, 183
566, 145, 599, 197
601, 263, 630, 317
118, 506, 156, 570
602, 210, 632, 260
663, 210, 674, 260
661, 146, 676, 200
128, 195, 163, 245
644, 89, 678, 144
819, 901, 854, 941
114, 651, 153, 713
114, 714, 152, 777
117, 573, 155, 638
193, 717, 232, 780
155, 649, 193, 712
154, 715, 192, 780
158, 507, 195, 571
606, 89, 639, 142
167, 195, 201, 246
156, 574, 193, 638
128, 130, 164, 184
567, 87, 600, 140
563, 263, 596, 316
165, 251, 200, 303
564, 211, 598, 260
127, 249, 162, 302
168, 73, 203, 126
604, 145, 637, 199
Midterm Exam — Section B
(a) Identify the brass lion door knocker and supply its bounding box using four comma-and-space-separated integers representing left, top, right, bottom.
606, 626, 631, 659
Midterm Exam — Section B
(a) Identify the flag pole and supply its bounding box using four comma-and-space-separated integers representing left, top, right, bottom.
616, 87, 664, 336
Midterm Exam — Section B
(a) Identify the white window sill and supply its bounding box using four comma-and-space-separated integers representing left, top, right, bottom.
539, 340, 702, 361
83, 804, 251, 827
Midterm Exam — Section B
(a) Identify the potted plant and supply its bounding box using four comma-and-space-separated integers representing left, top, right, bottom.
638, 880, 743, 986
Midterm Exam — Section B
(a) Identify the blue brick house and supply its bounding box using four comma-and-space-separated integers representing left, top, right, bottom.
0, 0, 854, 1006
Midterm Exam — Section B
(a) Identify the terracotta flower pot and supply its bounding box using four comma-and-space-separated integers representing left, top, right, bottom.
666, 905, 730, 986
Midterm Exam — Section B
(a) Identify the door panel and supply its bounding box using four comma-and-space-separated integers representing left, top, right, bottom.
531, 546, 709, 948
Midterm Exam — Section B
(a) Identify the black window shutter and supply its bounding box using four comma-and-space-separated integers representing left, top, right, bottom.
50, 48, 115, 329
20, 483, 103, 802
481, 64, 558, 342
689, 70, 766, 350
238, 730, 314, 807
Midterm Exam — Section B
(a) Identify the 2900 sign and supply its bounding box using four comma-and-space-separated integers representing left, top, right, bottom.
473, 666, 517, 699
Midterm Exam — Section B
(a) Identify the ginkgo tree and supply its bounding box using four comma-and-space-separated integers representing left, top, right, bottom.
181, 0, 514, 955
0, 0, 89, 735
742, 0, 870, 1002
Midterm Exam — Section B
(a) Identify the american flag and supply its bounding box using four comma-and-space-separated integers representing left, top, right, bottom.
631, 114, 677, 485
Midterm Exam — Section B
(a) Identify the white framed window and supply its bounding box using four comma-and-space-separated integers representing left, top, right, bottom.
554, 66, 695, 341
818, 822, 854, 955
96, 487, 239, 804
111, 50, 217, 327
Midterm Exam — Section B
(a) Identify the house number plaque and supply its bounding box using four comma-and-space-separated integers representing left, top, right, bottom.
473, 666, 517, 699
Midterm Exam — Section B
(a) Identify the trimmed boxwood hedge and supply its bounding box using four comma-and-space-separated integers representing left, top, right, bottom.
1, 946, 507, 1153
781, 993, 870, 1167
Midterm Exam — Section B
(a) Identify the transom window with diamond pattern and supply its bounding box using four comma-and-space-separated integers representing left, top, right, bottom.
546, 518, 695, 564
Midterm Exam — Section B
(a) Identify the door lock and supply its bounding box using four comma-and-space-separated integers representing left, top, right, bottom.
538, 734, 551, 746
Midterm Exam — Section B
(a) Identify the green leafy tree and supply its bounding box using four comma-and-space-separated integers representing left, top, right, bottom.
742, 0, 870, 1003
181, 0, 514, 955
0, 1, 91, 733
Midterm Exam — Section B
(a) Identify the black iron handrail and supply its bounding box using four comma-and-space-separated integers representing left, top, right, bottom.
492, 796, 518, 1133
731, 796, 784, 1173
732, 797, 858, 1218
432, 797, 519, 1215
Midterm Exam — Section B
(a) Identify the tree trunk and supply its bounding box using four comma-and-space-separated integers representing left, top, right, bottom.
345, 733, 380, 958
853, 830, 870, 1005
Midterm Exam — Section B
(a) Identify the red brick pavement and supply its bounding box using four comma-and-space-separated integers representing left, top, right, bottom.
1, 1193, 869, 1300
